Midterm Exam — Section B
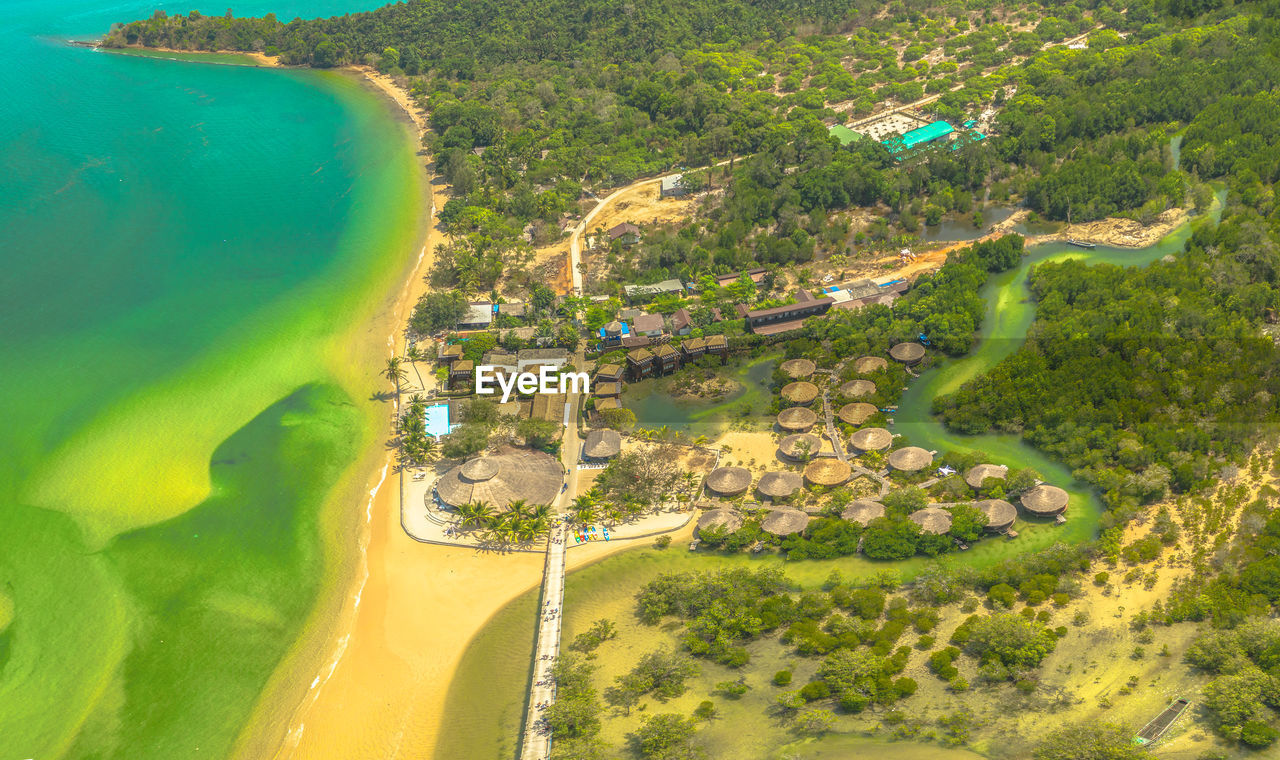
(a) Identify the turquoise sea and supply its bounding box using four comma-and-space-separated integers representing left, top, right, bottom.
0, 1, 423, 757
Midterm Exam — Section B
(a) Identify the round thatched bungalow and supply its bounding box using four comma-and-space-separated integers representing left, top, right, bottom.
696, 508, 743, 537
909, 507, 953, 535
838, 402, 878, 426
964, 463, 1009, 490
840, 379, 877, 398
853, 356, 888, 374
757, 471, 803, 500
889, 342, 926, 365
705, 466, 753, 497
849, 427, 893, 452
841, 499, 886, 526
1020, 484, 1069, 516
603, 320, 624, 338
781, 381, 820, 405
436, 450, 564, 511
583, 429, 622, 460
804, 458, 851, 487
777, 407, 819, 432
778, 433, 823, 461
762, 508, 811, 537
780, 358, 816, 379
975, 499, 1017, 532
887, 446, 933, 473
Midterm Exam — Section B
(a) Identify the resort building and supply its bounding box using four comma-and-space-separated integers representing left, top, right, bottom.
582, 429, 622, 461
481, 350, 518, 378
704, 335, 728, 357
777, 406, 818, 432
742, 290, 834, 335
779, 358, 816, 379
841, 499, 886, 526
626, 347, 655, 378
680, 337, 707, 359
778, 433, 823, 461
632, 312, 666, 337
593, 381, 623, 398
1020, 484, 1069, 517
976, 499, 1017, 533
853, 356, 888, 374
607, 222, 641, 246
671, 307, 692, 335
838, 402, 878, 426
517, 348, 569, 372
449, 359, 474, 387
530, 392, 567, 423
883, 120, 955, 158
595, 363, 624, 383
890, 342, 926, 365
438, 342, 463, 364
840, 379, 876, 398
594, 397, 621, 412
714, 267, 767, 287
757, 471, 803, 501
805, 459, 851, 488
696, 508, 743, 537
653, 343, 680, 374
781, 381, 820, 406
909, 507, 953, 535
850, 426, 893, 452
458, 302, 494, 331
435, 450, 564, 512
965, 464, 1008, 491
887, 446, 933, 473
762, 508, 810, 537
660, 174, 687, 198
599, 320, 630, 347
624, 278, 685, 303
496, 302, 527, 320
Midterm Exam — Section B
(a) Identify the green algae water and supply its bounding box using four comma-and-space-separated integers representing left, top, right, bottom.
0, 1, 423, 757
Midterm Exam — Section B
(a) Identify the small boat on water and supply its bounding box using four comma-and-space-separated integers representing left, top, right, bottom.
1067, 239, 1096, 249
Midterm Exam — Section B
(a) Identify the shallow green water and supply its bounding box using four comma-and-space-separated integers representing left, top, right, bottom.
1, 1, 421, 757
624, 353, 780, 436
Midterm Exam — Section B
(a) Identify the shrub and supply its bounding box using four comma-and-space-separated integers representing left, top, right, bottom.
773, 670, 793, 686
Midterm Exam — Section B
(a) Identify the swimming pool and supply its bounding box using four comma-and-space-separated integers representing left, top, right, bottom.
424, 403, 452, 437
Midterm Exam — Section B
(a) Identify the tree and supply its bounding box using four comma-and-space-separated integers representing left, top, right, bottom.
961, 613, 1057, 669
382, 356, 407, 392
862, 517, 922, 560
629, 713, 699, 760
949, 504, 988, 543
518, 417, 560, 451
596, 446, 682, 509
600, 407, 637, 430
1033, 722, 1152, 760
410, 291, 470, 335
378, 46, 400, 72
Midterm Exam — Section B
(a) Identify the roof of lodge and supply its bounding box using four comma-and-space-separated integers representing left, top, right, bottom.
778, 433, 823, 459
627, 347, 654, 362
777, 406, 819, 431
850, 427, 893, 452
887, 446, 933, 472
757, 471, 804, 499
745, 296, 834, 320
965, 464, 1009, 490
583, 429, 622, 458
781, 381, 820, 404
653, 343, 679, 358
436, 450, 563, 511
890, 342, 927, 364
706, 466, 753, 496
697, 508, 743, 535
909, 507, 953, 535
805, 458, 852, 486
853, 356, 888, 374
975, 499, 1016, 531
596, 363, 622, 377
608, 222, 640, 238
1021, 484, 1069, 515
762, 508, 810, 536
780, 358, 817, 378
838, 402, 878, 426
841, 499, 886, 526
595, 397, 621, 411
840, 379, 877, 398
632, 313, 666, 333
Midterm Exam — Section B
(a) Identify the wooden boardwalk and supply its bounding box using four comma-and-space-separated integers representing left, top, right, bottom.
821, 388, 847, 462
519, 524, 569, 760
1135, 698, 1190, 744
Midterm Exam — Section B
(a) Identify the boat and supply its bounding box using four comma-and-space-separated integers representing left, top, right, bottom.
1067, 239, 1096, 249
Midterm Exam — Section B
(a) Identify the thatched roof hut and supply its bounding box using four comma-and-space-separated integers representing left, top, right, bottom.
841, 499, 886, 526
696, 508, 743, 536
1020, 484, 1069, 516
840, 379, 877, 398
780, 358, 816, 379
583, 429, 622, 460
781, 381, 820, 405
965, 464, 1008, 490
762, 508, 810, 536
804, 458, 851, 487
757, 471, 803, 500
838, 402, 878, 426
705, 466, 753, 497
777, 407, 818, 432
975, 499, 1016, 532
853, 356, 888, 374
436, 450, 563, 511
778, 433, 823, 460
887, 446, 933, 472
889, 342, 926, 364
909, 507, 953, 535
849, 427, 892, 452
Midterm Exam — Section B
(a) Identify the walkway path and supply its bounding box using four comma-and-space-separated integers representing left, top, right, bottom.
821, 387, 847, 462
519, 523, 569, 760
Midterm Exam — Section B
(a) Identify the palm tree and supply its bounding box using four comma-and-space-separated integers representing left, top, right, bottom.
570, 494, 598, 526
383, 356, 408, 396
530, 503, 553, 522
507, 499, 531, 520
457, 501, 494, 529
405, 345, 426, 390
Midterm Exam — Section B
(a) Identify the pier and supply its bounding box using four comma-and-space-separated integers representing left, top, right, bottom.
519, 522, 569, 760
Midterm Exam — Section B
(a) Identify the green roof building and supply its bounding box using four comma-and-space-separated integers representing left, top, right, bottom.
829, 124, 863, 146
884, 120, 954, 156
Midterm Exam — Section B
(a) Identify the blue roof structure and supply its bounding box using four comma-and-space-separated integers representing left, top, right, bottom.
884, 120, 954, 156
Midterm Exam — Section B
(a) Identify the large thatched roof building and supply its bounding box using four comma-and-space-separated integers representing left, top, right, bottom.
975, 499, 1017, 532
887, 446, 933, 472
965, 464, 1009, 490
762, 508, 810, 536
779, 358, 816, 379
853, 356, 888, 374
781, 381, 820, 405
889, 342, 926, 365
436, 450, 563, 511
777, 407, 819, 432
838, 402, 878, 426
804, 458, 851, 487
909, 507, 953, 535
705, 466, 753, 497
840, 379, 877, 398
841, 499, 886, 526
1020, 484, 1069, 516
778, 433, 823, 460
757, 471, 803, 500
697, 508, 743, 537
583, 429, 622, 460
849, 427, 893, 452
